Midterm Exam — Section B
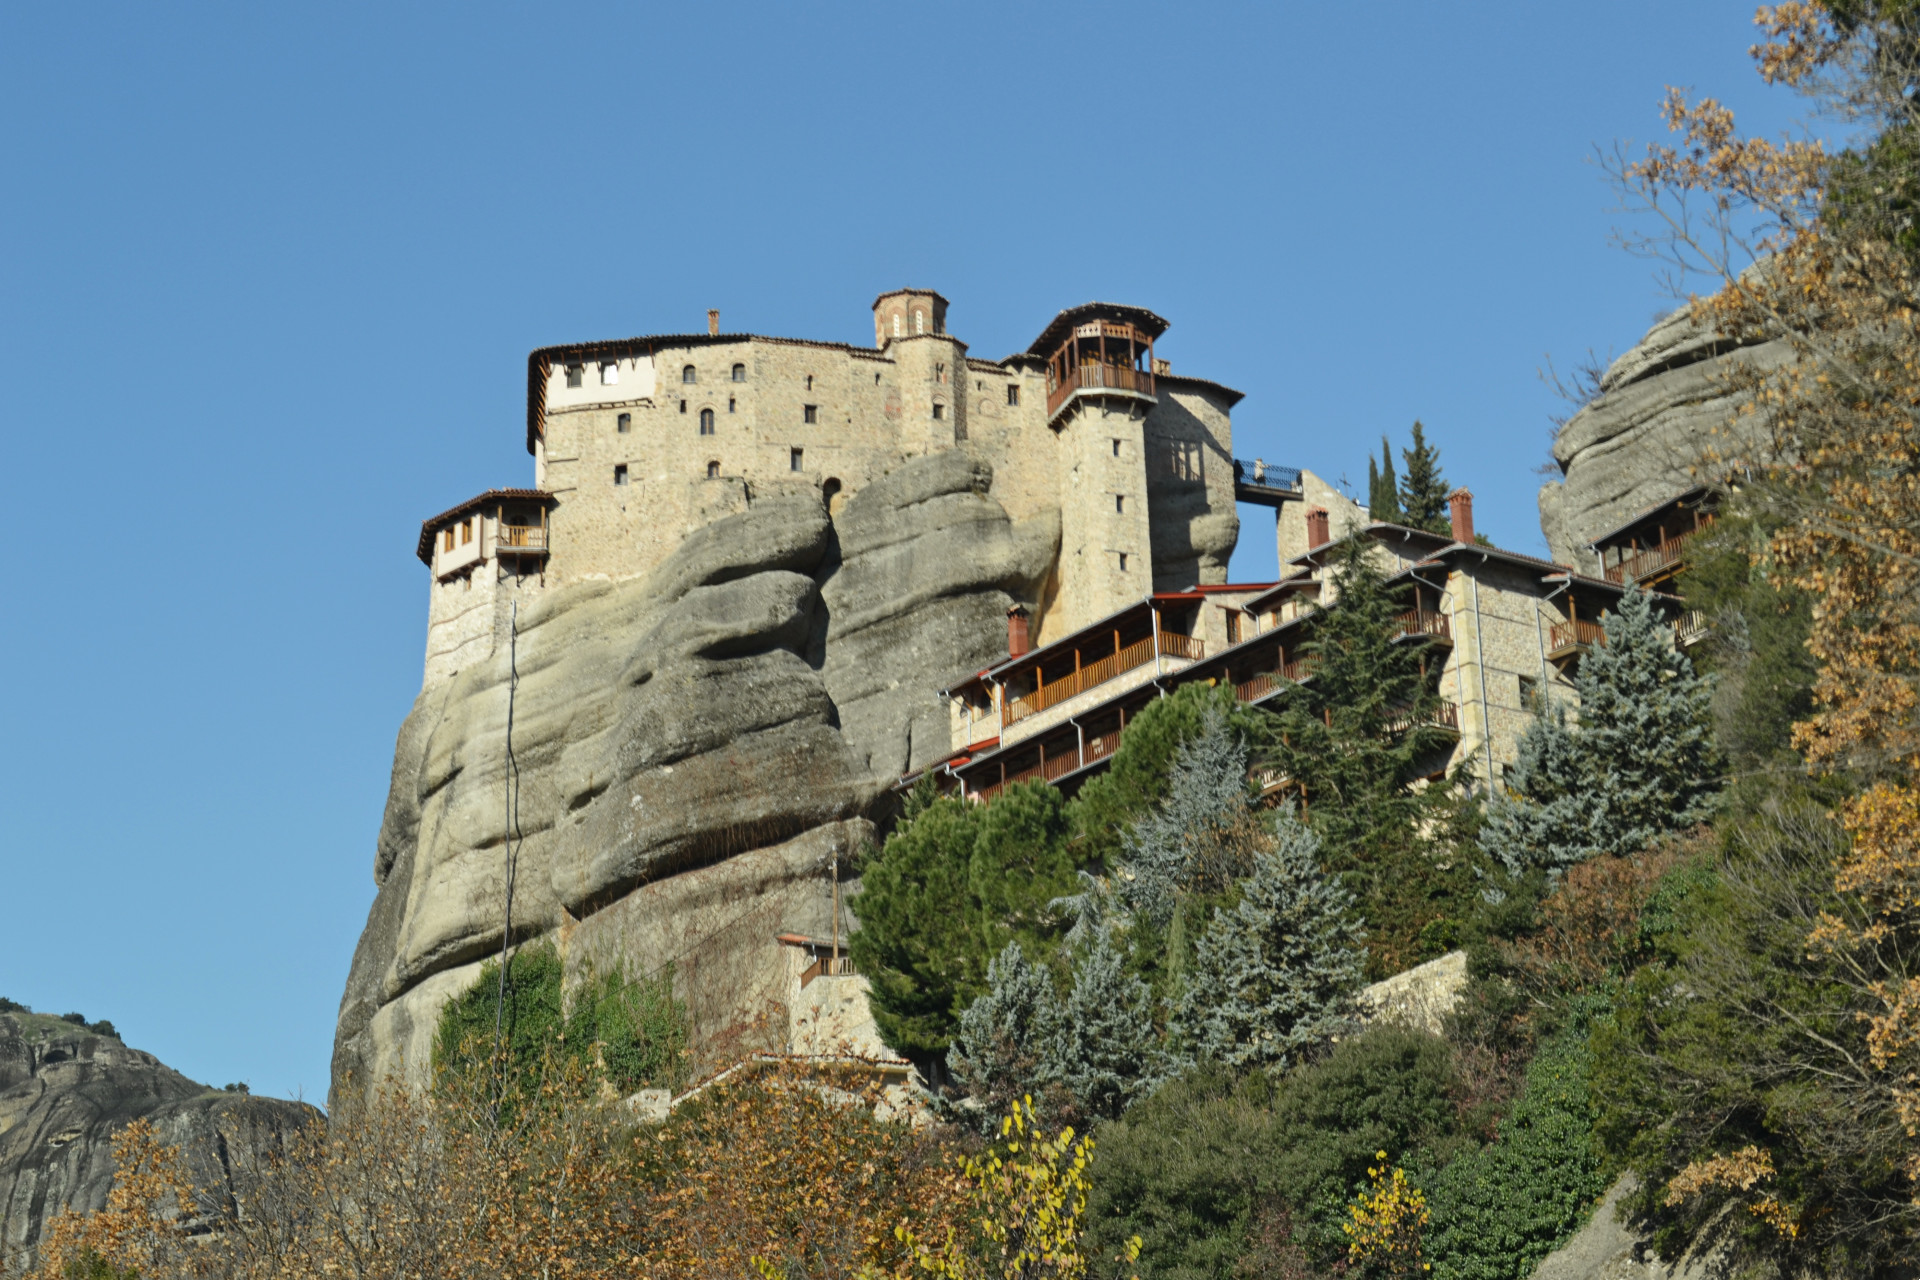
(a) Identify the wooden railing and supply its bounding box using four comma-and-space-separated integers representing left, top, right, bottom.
1003, 632, 1204, 725
1549, 618, 1607, 653
1604, 520, 1712, 583
1004, 636, 1156, 724
1393, 609, 1451, 641
498, 524, 548, 550
1283, 654, 1322, 682
1082, 729, 1120, 767
1236, 671, 1284, 703
1046, 362, 1156, 418
1159, 631, 1204, 661
799, 954, 858, 987
1674, 609, 1709, 646
1381, 701, 1460, 736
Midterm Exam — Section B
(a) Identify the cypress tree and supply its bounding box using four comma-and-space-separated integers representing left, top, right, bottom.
1048, 928, 1168, 1121
1397, 420, 1451, 535
1173, 806, 1365, 1071
947, 940, 1061, 1126
1371, 435, 1402, 522
1481, 584, 1721, 876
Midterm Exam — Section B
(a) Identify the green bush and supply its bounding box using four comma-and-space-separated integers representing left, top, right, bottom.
1087, 1026, 1466, 1279
433, 942, 688, 1109
1424, 1020, 1607, 1280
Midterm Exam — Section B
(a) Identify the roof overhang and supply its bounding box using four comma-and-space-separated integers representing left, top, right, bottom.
417, 489, 555, 564
1026, 302, 1171, 356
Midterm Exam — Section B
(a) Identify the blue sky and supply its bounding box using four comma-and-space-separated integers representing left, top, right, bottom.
0, 2, 1815, 1101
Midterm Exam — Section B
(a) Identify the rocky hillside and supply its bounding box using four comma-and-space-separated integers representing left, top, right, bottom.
332, 450, 1058, 1105
1537, 304, 1790, 566
0, 1010, 317, 1269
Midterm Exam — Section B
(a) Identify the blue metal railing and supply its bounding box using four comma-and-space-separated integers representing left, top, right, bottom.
1233, 459, 1302, 492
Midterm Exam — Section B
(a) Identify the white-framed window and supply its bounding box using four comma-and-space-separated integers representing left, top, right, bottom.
601, 362, 620, 386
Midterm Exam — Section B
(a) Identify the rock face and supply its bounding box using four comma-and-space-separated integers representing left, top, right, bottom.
1538, 306, 1792, 566
333, 452, 1055, 1105
0, 1014, 318, 1268
1527, 1178, 1729, 1280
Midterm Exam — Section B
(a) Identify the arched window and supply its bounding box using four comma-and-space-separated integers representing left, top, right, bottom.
731, 363, 746, 382
682, 364, 697, 384
699, 408, 716, 435
706, 460, 720, 479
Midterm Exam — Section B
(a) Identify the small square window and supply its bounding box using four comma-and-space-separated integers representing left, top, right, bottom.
565, 363, 583, 388
790, 447, 804, 472
804, 404, 818, 424
1007, 384, 1020, 407
1115, 494, 1125, 514
614, 464, 628, 486
617, 412, 631, 434
706, 460, 720, 479
932, 402, 945, 420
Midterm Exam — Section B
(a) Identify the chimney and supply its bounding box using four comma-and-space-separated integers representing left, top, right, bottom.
707, 308, 720, 336
1305, 506, 1330, 548
1006, 605, 1031, 658
1449, 488, 1475, 544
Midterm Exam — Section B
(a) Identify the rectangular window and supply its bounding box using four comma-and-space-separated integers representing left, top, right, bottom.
565, 363, 583, 388
614, 464, 628, 486
728, 397, 736, 413
443, 528, 455, 552
1117, 552, 1129, 572
805, 374, 814, 391
1115, 494, 1125, 514
935, 363, 947, 384
679, 399, 687, 414
1007, 384, 1020, 407
1224, 608, 1242, 644
1111, 438, 1121, 457
790, 447, 803, 472
460, 519, 472, 545
932, 402, 945, 420
1518, 674, 1540, 707
804, 404, 818, 424
617, 412, 631, 434
600, 362, 619, 386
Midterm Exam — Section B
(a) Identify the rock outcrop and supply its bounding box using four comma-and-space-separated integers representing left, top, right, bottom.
0, 1014, 318, 1268
1539, 306, 1792, 565
333, 452, 1054, 1105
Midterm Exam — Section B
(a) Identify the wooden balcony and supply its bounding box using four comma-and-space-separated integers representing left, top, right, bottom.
1548, 618, 1606, 662
1675, 609, 1709, 647
1003, 632, 1204, 726
497, 524, 549, 553
1392, 609, 1451, 643
1603, 519, 1712, 584
1045, 362, 1156, 420
1382, 701, 1460, 736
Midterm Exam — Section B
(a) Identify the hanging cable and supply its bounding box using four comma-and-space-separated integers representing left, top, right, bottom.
490, 599, 522, 1093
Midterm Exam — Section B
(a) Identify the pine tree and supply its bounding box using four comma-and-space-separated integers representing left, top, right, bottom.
1047, 929, 1168, 1120
850, 779, 1078, 1056
1117, 703, 1259, 930
1397, 421, 1451, 535
947, 941, 1061, 1125
1173, 806, 1365, 1071
1481, 585, 1721, 876
1265, 537, 1481, 974
1371, 435, 1402, 522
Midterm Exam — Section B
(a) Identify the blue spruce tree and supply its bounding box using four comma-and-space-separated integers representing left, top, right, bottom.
946, 941, 1060, 1126
1046, 928, 1168, 1120
1482, 584, 1720, 876
1174, 806, 1366, 1070
1117, 704, 1258, 929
